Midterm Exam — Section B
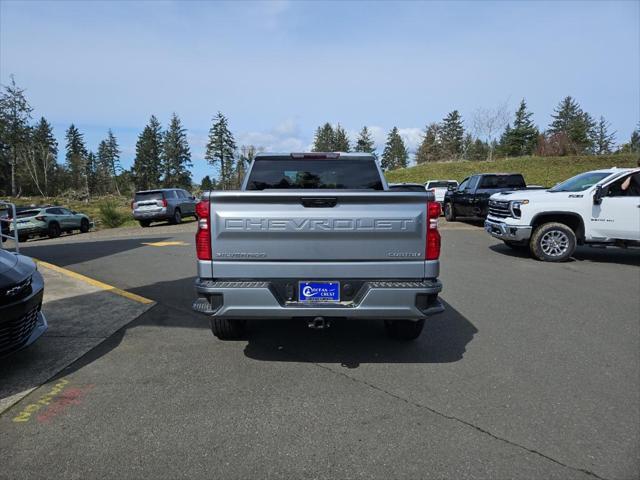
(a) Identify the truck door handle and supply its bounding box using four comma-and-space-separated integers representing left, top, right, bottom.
301, 197, 338, 208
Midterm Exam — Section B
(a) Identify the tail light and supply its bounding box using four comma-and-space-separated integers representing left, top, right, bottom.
195, 200, 212, 260
161, 198, 168, 208
426, 201, 441, 260
35, 216, 47, 222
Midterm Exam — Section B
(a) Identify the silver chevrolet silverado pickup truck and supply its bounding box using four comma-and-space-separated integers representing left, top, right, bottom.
192, 152, 444, 340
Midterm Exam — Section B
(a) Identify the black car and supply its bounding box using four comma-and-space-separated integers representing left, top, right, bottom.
443, 173, 543, 221
0, 249, 47, 357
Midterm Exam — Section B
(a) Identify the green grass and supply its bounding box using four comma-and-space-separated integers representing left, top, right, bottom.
385, 153, 638, 187
2, 195, 137, 230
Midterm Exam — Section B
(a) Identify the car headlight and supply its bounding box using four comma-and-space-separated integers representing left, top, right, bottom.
510, 200, 529, 218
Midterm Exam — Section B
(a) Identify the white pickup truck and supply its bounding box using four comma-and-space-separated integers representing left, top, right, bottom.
485, 167, 640, 261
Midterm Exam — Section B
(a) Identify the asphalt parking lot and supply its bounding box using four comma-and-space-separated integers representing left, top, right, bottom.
0, 220, 638, 480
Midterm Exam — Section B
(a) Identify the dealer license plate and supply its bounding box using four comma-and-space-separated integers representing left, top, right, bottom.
298, 281, 340, 302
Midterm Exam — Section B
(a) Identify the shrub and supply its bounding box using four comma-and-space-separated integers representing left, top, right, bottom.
98, 200, 127, 228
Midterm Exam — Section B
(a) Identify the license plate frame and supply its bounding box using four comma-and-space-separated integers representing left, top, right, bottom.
298, 281, 340, 303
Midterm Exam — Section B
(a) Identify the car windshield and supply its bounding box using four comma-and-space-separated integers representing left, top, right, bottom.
246, 158, 383, 190
427, 181, 456, 188
549, 172, 612, 192
135, 191, 164, 201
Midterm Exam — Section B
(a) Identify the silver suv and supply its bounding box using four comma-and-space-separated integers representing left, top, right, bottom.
132, 188, 197, 227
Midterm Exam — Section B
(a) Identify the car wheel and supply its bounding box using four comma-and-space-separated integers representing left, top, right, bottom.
171, 209, 182, 225
384, 319, 425, 340
444, 203, 456, 222
48, 222, 61, 238
530, 222, 576, 262
17, 234, 29, 243
80, 218, 90, 233
210, 318, 246, 340
139, 220, 151, 228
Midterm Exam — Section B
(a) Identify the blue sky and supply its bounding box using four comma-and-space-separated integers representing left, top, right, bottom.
1, 0, 638, 183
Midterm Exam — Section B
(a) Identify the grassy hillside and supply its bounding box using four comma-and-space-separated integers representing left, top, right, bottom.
385, 153, 638, 187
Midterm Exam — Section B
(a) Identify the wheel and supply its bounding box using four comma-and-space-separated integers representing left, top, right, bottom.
139, 220, 151, 228
384, 319, 425, 340
170, 209, 182, 225
530, 222, 576, 262
80, 218, 90, 233
17, 234, 28, 243
444, 203, 456, 222
503, 240, 529, 251
47, 222, 61, 238
210, 318, 245, 340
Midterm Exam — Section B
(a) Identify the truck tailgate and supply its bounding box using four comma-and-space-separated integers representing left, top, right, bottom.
206, 191, 429, 269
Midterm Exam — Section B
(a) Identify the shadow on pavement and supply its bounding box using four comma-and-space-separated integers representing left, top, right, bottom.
489, 242, 640, 266
20, 237, 171, 267
243, 300, 477, 368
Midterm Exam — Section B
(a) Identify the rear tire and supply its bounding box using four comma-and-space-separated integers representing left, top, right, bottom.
80, 218, 90, 233
384, 319, 425, 340
171, 209, 182, 225
18, 234, 28, 243
210, 318, 246, 340
444, 203, 456, 222
530, 222, 576, 262
48, 222, 61, 238
139, 220, 151, 228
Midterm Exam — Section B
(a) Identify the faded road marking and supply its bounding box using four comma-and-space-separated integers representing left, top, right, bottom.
35, 260, 154, 305
12, 379, 69, 422
141, 241, 189, 247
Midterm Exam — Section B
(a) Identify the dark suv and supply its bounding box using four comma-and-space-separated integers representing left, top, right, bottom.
131, 188, 197, 227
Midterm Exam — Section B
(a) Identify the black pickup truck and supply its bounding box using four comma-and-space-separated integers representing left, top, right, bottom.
443, 173, 542, 221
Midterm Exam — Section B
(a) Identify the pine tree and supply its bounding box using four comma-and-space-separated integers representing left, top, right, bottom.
29, 117, 57, 196
466, 137, 490, 161
235, 145, 257, 189
105, 130, 122, 194
592, 116, 616, 155
354, 126, 376, 158
333, 124, 350, 152
0, 76, 33, 196
162, 113, 192, 189
548, 96, 594, 154
312, 123, 335, 151
501, 99, 539, 156
380, 127, 408, 171
440, 110, 464, 160
415, 123, 442, 163
86, 151, 98, 195
65, 124, 89, 194
205, 112, 237, 190
201, 175, 214, 191
617, 124, 640, 154
132, 115, 163, 191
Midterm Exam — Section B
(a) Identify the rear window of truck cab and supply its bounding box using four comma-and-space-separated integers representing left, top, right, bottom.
246, 158, 384, 190
479, 174, 526, 189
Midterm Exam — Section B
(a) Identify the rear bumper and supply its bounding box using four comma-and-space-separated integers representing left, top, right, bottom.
132, 208, 168, 220
193, 278, 444, 320
484, 219, 532, 242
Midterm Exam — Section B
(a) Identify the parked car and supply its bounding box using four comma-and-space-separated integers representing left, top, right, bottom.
425, 180, 458, 205
192, 152, 444, 341
443, 173, 544, 221
485, 167, 640, 261
0, 248, 47, 357
132, 188, 197, 227
388, 182, 428, 192
4, 206, 92, 242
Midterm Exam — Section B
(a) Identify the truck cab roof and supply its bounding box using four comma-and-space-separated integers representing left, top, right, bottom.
254, 152, 376, 160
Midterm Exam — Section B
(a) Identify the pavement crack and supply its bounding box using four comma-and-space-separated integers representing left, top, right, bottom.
310, 362, 608, 480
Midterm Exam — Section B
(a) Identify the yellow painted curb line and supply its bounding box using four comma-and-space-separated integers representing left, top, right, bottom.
34, 260, 154, 305
141, 241, 189, 247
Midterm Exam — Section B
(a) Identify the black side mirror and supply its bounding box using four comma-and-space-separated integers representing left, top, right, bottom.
593, 185, 604, 205
447, 184, 455, 192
